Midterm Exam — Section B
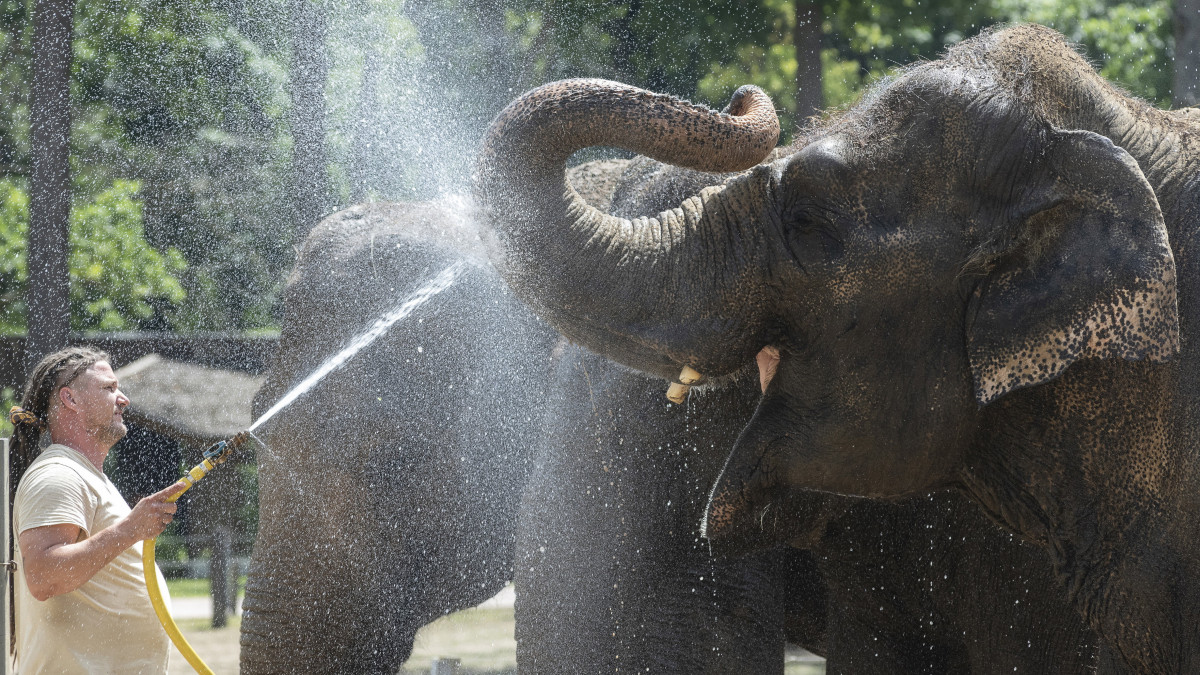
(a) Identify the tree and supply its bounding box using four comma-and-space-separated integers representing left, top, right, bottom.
288, 0, 331, 238
0, 179, 187, 334
794, 3, 823, 120
26, 0, 71, 370
1176, 0, 1200, 107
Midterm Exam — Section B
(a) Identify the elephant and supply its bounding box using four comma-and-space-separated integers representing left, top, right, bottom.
536, 154, 1106, 674
473, 22, 1200, 674
240, 154, 1101, 672
528, 342, 1104, 673
238, 190, 800, 673
239, 197, 559, 672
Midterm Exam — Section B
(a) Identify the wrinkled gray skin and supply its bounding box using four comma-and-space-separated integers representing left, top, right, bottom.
240, 155, 1099, 672
240, 199, 558, 672
238, 192, 793, 673
475, 24, 1200, 673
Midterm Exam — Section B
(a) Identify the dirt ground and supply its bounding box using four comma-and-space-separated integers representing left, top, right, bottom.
168, 609, 825, 674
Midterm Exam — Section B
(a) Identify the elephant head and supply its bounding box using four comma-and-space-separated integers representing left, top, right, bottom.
475, 26, 1189, 672
475, 69, 1177, 496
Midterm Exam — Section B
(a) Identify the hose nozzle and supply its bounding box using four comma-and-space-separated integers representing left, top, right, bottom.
172, 431, 251, 503
202, 430, 249, 466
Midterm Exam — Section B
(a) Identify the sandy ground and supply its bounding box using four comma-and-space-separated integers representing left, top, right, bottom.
166, 585, 825, 674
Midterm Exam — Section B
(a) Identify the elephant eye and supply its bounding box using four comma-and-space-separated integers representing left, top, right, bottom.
782, 206, 845, 267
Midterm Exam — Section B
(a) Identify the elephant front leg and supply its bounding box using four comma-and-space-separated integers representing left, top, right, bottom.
514, 434, 788, 673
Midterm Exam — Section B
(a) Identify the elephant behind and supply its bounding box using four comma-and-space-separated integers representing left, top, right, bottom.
240, 198, 558, 672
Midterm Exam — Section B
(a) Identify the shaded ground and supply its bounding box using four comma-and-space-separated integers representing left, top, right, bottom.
169, 617, 242, 675
167, 602, 824, 674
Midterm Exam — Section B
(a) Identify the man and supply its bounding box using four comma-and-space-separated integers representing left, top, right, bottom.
8, 346, 185, 673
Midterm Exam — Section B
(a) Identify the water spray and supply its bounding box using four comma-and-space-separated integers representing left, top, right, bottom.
144, 431, 253, 675
248, 261, 466, 432
141, 263, 465, 673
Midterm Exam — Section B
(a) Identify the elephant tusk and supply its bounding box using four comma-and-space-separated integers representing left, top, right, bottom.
666, 366, 705, 403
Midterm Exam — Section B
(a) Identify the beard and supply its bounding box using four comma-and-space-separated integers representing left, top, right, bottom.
93, 414, 128, 445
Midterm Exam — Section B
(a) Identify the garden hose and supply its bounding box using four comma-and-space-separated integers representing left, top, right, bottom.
143, 431, 248, 675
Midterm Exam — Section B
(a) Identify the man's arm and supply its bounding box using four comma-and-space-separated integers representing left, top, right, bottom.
19, 481, 188, 601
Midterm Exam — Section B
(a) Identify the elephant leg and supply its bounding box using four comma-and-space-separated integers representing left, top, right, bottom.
241, 464, 410, 674
822, 605, 968, 675
515, 353, 788, 673
781, 547, 828, 656
515, 450, 787, 673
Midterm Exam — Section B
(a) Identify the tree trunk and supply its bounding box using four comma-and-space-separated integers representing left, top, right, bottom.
26, 0, 73, 373
349, 50, 378, 203
288, 0, 330, 238
794, 2, 823, 121
608, 0, 644, 84
1176, 0, 1200, 107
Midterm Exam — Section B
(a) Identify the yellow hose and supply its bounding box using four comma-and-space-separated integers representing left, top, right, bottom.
143, 458, 221, 675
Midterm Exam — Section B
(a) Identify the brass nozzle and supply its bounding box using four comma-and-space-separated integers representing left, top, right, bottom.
229, 431, 250, 452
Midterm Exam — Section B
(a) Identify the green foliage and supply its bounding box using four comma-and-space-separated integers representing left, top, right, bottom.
3, 0, 293, 332
70, 180, 187, 331
994, 0, 1173, 105
0, 386, 15, 437
696, 0, 1175, 141
0, 0, 1182, 338
0, 178, 186, 333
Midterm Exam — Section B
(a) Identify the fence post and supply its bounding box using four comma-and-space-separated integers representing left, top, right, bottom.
210, 526, 233, 628
3, 437, 10, 674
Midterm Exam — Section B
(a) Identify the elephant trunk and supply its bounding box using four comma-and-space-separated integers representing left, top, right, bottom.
703, 406, 794, 554
474, 79, 781, 381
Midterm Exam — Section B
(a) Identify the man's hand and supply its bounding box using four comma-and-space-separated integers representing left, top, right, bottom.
19, 480, 188, 601
124, 481, 188, 541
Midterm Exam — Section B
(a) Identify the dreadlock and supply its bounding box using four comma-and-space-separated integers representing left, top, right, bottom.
8, 346, 110, 514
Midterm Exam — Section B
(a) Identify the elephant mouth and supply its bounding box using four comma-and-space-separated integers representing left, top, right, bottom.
665, 345, 779, 402
702, 434, 793, 555
756, 345, 781, 393
700, 345, 789, 553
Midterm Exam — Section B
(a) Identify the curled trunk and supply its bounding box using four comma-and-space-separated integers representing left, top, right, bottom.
474, 79, 780, 380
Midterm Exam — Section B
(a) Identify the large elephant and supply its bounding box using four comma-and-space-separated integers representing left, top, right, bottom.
240, 159, 1099, 672
528, 155, 1105, 674
474, 24, 1200, 673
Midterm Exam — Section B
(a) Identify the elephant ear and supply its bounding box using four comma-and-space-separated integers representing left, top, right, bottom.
966, 128, 1179, 406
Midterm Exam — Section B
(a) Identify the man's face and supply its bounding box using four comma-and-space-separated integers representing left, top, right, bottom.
65, 361, 129, 445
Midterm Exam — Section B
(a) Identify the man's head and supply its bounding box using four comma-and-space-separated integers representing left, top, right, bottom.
50, 359, 129, 446
7, 345, 126, 478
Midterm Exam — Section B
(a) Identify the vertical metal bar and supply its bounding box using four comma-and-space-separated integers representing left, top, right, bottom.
2, 436, 10, 675
210, 527, 232, 629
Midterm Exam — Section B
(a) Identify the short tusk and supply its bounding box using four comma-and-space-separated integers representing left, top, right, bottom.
666, 383, 689, 404
678, 366, 703, 385
666, 366, 705, 403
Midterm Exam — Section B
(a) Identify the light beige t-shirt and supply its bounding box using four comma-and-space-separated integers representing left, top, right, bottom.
12, 443, 171, 674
